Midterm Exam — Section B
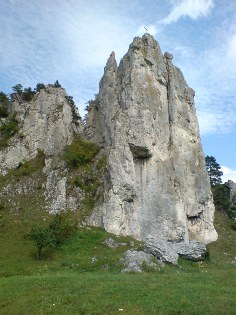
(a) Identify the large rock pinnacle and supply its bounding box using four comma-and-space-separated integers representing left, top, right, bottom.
86, 34, 217, 246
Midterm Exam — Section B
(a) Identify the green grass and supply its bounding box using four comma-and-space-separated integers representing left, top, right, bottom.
0, 208, 235, 314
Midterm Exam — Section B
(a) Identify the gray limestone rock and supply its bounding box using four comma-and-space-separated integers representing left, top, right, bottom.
103, 238, 119, 248
144, 236, 206, 264
0, 86, 82, 175
175, 240, 206, 261
120, 250, 160, 273
86, 33, 217, 246
144, 236, 179, 265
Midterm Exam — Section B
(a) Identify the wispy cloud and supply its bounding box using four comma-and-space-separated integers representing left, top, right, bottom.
0, 1, 136, 116
170, 18, 236, 135
162, 0, 214, 24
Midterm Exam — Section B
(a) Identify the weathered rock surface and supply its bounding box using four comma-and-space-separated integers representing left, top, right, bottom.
120, 250, 160, 273
176, 240, 206, 261
0, 86, 82, 175
144, 235, 206, 264
144, 236, 179, 265
103, 238, 119, 248
86, 34, 217, 246
0, 86, 83, 213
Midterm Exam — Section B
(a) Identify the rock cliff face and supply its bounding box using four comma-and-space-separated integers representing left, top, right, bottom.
0, 86, 84, 213
0, 85, 82, 175
86, 34, 217, 245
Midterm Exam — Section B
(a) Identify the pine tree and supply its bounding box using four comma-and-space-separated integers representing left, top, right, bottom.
205, 155, 223, 186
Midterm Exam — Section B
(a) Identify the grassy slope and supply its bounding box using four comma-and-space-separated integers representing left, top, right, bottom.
0, 209, 235, 315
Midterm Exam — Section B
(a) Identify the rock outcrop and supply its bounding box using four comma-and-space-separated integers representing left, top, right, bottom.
120, 250, 161, 273
0, 85, 82, 175
86, 34, 217, 247
0, 85, 83, 213
144, 236, 206, 264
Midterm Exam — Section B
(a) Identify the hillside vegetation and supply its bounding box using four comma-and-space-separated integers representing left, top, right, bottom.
0, 200, 235, 315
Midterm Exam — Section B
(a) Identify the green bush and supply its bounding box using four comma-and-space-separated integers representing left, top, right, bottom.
49, 212, 77, 247
27, 212, 77, 259
64, 137, 100, 168
0, 115, 19, 148
0, 92, 10, 118
27, 225, 54, 260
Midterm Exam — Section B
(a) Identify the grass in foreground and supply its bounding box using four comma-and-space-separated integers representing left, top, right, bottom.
0, 207, 235, 314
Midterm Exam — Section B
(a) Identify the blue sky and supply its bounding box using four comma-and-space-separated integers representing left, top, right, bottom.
0, 0, 235, 181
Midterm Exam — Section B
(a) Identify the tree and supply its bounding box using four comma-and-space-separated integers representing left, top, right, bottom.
22, 87, 35, 101
212, 184, 230, 213
0, 92, 10, 118
27, 225, 53, 260
205, 155, 223, 186
35, 83, 45, 93
54, 80, 61, 88
12, 84, 23, 95
49, 212, 77, 247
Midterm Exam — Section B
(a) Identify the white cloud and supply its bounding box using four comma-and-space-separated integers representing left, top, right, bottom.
0, 1, 135, 114
221, 166, 236, 183
227, 34, 236, 59
170, 21, 236, 135
162, 0, 214, 24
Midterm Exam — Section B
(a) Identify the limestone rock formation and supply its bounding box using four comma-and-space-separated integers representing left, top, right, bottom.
0, 85, 82, 175
86, 34, 217, 247
144, 236, 206, 264
0, 85, 83, 213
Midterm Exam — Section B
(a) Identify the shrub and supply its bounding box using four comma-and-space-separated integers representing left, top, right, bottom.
54, 80, 61, 88
65, 95, 81, 125
35, 83, 45, 93
0, 115, 19, 148
0, 92, 10, 118
22, 87, 36, 101
64, 137, 100, 168
27, 225, 53, 260
49, 212, 77, 247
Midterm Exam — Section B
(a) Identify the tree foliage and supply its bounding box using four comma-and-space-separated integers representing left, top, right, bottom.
54, 80, 61, 88
27, 212, 77, 259
12, 84, 23, 95
205, 155, 223, 186
0, 92, 10, 118
212, 184, 230, 213
35, 83, 45, 92
65, 95, 81, 125
27, 225, 53, 260
49, 212, 77, 247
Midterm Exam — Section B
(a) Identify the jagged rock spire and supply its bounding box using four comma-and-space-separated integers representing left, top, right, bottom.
87, 34, 217, 246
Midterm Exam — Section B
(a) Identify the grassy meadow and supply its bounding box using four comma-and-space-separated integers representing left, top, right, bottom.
0, 207, 235, 315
